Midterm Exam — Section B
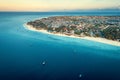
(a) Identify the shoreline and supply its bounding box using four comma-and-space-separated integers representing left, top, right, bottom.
24, 24, 120, 47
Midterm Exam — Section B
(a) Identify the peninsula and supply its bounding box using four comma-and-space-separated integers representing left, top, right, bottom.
25, 16, 120, 46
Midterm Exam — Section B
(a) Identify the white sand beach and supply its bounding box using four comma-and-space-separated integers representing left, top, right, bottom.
24, 24, 120, 47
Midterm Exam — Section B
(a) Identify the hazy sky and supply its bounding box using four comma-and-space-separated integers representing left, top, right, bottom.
0, 0, 119, 11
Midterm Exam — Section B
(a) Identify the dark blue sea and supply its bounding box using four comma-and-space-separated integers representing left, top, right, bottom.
0, 12, 120, 80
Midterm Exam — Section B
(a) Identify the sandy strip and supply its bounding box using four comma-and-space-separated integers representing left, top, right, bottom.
24, 24, 120, 47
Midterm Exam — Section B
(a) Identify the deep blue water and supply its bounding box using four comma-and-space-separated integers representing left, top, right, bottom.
0, 12, 120, 80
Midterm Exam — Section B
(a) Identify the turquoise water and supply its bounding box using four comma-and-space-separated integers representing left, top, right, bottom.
0, 12, 120, 80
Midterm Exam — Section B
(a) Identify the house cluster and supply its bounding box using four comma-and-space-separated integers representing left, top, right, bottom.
27, 16, 120, 41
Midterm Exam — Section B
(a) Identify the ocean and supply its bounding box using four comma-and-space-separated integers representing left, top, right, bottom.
0, 12, 120, 80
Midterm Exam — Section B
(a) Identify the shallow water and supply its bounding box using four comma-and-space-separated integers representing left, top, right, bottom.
0, 12, 120, 80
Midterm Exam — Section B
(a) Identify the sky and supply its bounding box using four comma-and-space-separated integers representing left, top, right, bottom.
0, 0, 119, 11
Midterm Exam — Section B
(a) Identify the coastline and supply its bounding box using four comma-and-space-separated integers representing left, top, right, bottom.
24, 24, 120, 47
